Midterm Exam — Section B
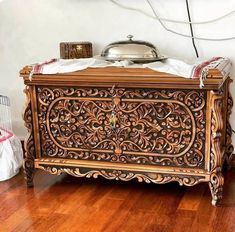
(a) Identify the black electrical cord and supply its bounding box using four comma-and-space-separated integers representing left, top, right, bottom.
232, 129, 235, 134
185, 0, 199, 58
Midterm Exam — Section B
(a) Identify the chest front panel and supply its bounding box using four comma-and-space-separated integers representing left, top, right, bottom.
36, 86, 207, 169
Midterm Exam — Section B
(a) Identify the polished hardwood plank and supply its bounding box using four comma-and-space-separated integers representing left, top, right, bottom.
0, 169, 235, 232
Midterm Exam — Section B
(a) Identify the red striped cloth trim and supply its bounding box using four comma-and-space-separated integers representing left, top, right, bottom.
33, 58, 58, 74
0, 127, 13, 143
193, 57, 222, 79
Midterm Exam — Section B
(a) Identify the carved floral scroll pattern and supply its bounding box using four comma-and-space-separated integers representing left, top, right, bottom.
37, 165, 206, 187
37, 87, 206, 168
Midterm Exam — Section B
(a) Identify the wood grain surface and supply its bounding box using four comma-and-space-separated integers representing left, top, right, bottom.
0, 168, 235, 232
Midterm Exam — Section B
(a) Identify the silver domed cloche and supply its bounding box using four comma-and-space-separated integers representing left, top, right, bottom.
101, 35, 166, 63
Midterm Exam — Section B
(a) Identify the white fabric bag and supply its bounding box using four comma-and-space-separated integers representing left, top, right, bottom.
0, 134, 23, 181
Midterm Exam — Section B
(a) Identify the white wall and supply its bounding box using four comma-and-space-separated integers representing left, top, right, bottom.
0, 0, 235, 144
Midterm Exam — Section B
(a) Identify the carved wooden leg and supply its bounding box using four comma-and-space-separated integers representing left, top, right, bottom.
23, 86, 36, 187
24, 158, 35, 187
209, 171, 224, 206
23, 133, 35, 187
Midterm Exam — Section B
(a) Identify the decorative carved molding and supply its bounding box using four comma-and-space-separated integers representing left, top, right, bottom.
35, 158, 207, 175
209, 91, 225, 205
20, 65, 33, 75
36, 87, 207, 168
23, 86, 35, 187
37, 165, 206, 187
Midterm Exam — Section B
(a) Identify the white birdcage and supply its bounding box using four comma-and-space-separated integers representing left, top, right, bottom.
0, 95, 12, 138
0, 94, 23, 181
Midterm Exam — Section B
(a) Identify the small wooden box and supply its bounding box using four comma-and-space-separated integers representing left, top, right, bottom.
60, 42, 93, 59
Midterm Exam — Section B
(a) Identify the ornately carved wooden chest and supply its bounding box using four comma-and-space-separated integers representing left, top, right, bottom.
20, 66, 234, 206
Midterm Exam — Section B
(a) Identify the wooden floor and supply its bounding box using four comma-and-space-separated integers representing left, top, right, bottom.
1, 169, 235, 232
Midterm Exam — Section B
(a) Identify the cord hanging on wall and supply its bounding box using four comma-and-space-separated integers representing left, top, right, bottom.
110, 0, 235, 25
185, 0, 199, 58
111, 0, 235, 41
